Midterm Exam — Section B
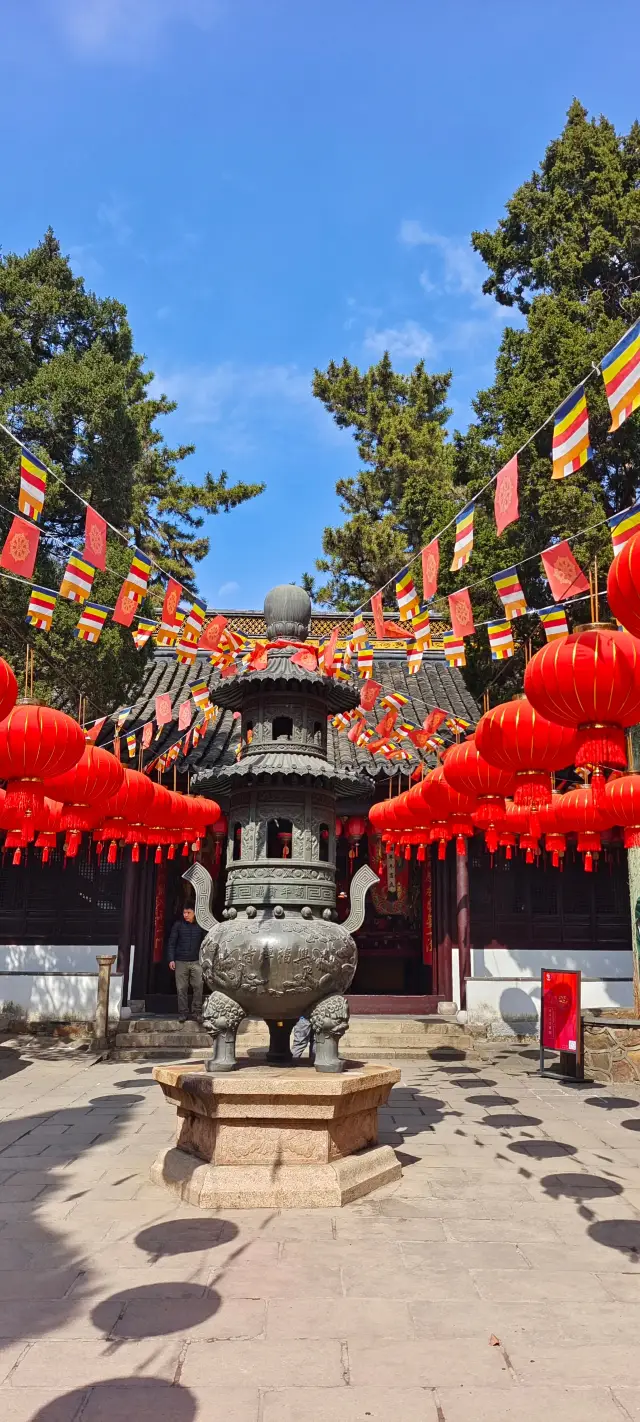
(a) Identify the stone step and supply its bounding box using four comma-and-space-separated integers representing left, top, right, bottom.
110, 1013, 472, 1061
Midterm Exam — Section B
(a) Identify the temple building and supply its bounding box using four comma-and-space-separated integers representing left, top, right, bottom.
0, 603, 632, 1035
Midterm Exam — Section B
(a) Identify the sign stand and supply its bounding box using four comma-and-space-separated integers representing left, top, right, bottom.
539, 969, 584, 1080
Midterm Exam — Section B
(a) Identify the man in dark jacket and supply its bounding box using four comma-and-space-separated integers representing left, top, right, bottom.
167, 906, 205, 1023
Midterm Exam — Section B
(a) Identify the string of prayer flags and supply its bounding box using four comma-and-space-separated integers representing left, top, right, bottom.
538, 604, 569, 641
75, 602, 109, 643
18, 448, 48, 522
421, 538, 439, 600
59, 554, 96, 603
493, 566, 527, 619
142, 722, 153, 749
395, 721, 417, 740
540, 541, 589, 602
0, 516, 40, 579
26, 586, 56, 631
332, 712, 351, 731
83, 507, 107, 571
370, 591, 386, 639
125, 732, 137, 759
443, 631, 465, 668
192, 722, 202, 749
132, 619, 157, 650
552, 385, 593, 481
380, 692, 408, 712
181, 599, 206, 644
445, 715, 472, 734
122, 550, 151, 602
609, 501, 640, 556
176, 639, 198, 667
488, 620, 515, 660
412, 607, 431, 647
333, 653, 351, 681
448, 587, 475, 639
357, 645, 373, 679
219, 623, 243, 654
178, 700, 193, 731
451, 503, 475, 572
494, 454, 519, 535
395, 566, 420, 620
115, 707, 131, 735
407, 641, 423, 675
601, 317, 640, 431
155, 694, 173, 727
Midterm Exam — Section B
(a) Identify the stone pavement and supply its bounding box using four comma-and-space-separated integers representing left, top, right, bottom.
3, 1040, 640, 1420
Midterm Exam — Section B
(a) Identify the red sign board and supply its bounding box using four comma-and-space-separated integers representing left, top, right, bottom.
541, 970, 580, 1054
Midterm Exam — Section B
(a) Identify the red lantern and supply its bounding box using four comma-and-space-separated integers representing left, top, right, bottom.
0, 660, 17, 723
524, 625, 640, 776
443, 738, 513, 852
42, 745, 124, 857
604, 773, 640, 850
607, 528, 640, 638
537, 798, 567, 868
476, 697, 578, 810
552, 786, 615, 871
0, 705, 85, 820
346, 815, 368, 862
95, 768, 156, 863
35, 798, 64, 863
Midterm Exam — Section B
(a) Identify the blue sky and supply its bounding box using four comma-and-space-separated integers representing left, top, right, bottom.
2, 0, 638, 609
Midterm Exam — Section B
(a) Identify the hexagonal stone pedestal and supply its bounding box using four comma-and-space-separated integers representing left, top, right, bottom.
150, 1059, 402, 1208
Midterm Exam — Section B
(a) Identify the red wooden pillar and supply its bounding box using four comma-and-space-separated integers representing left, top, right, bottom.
456, 842, 471, 1008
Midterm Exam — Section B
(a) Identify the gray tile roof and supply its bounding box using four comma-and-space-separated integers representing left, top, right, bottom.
113, 645, 479, 800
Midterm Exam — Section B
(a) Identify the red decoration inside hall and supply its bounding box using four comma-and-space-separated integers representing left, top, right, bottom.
0, 704, 85, 821
475, 697, 578, 810
607, 528, 640, 639
524, 624, 640, 777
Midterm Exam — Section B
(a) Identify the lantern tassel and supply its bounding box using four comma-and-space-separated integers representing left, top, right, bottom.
131, 843, 140, 863
155, 846, 162, 864
107, 841, 117, 864
456, 835, 466, 856
12, 848, 21, 866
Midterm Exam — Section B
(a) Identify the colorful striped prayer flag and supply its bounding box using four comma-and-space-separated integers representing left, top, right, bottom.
59, 554, 96, 603
156, 609, 185, 646
407, 642, 423, 675
74, 602, 109, 643
443, 631, 466, 668
412, 607, 431, 646
395, 566, 420, 620
493, 566, 527, 619
601, 318, 640, 431
115, 707, 131, 734
26, 586, 56, 631
333, 653, 351, 681
332, 712, 352, 730
357, 644, 373, 679
488, 619, 515, 660
396, 721, 417, 739
122, 550, 152, 600
538, 605, 569, 641
351, 613, 367, 645
126, 732, 137, 759
609, 501, 640, 556
450, 503, 475, 572
191, 679, 212, 712
19, 449, 48, 522
445, 715, 472, 733
380, 692, 409, 711
176, 641, 198, 666
552, 385, 593, 481
132, 619, 157, 650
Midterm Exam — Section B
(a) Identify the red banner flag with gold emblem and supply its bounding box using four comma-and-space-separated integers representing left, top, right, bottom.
421, 538, 439, 600
83, 507, 107, 571
370, 592, 385, 640
0, 516, 40, 579
112, 584, 140, 627
448, 587, 475, 639
541, 541, 589, 602
494, 454, 519, 535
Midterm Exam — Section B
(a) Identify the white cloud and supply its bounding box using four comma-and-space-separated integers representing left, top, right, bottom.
54, 0, 218, 59
217, 580, 240, 598
67, 245, 104, 284
97, 197, 132, 246
399, 220, 483, 298
152, 362, 311, 426
363, 320, 434, 363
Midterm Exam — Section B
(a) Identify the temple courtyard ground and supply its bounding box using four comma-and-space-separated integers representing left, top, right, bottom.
3, 1042, 640, 1420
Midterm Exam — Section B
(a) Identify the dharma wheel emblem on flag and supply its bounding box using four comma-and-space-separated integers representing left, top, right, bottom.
423, 550, 437, 586
88, 523, 104, 557
10, 530, 31, 564
497, 469, 515, 513
455, 597, 472, 627
552, 556, 579, 587
166, 587, 178, 617
121, 593, 137, 617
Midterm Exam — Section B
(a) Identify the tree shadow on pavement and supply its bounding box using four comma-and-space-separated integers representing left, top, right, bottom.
29, 1376, 198, 1422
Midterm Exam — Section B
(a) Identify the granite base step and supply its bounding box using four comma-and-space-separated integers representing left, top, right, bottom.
111, 1014, 472, 1061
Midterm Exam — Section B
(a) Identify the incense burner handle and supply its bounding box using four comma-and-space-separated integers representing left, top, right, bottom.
183, 862, 218, 931
341, 863, 378, 935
